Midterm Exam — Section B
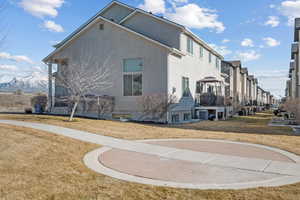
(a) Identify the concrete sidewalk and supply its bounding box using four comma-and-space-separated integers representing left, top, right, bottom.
1, 119, 300, 177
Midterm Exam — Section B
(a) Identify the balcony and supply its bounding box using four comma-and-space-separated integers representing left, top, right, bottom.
196, 93, 225, 107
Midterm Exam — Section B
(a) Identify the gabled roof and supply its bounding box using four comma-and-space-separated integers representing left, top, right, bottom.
53, 1, 134, 49
227, 60, 241, 69
118, 5, 223, 58
43, 15, 184, 62
46, 0, 223, 62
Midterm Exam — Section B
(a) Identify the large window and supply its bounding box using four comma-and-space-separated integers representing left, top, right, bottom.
187, 37, 193, 55
123, 58, 143, 96
182, 77, 190, 97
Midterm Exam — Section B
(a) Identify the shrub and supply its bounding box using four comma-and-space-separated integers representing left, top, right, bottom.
14, 89, 23, 95
24, 107, 33, 114
282, 98, 300, 124
31, 94, 48, 113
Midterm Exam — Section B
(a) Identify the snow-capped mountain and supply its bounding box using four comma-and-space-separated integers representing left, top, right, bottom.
0, 72, 48, 93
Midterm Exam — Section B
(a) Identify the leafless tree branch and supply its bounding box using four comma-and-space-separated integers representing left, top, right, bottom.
55, 51, 114, 121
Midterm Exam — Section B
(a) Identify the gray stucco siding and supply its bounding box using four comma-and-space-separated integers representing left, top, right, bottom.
51, 19, 169, 113
101, 4, 133, 23
122, 13, 182, 49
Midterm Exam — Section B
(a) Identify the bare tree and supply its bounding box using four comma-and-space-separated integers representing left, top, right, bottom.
138, 93, 177, 122
55, 54, 113, 121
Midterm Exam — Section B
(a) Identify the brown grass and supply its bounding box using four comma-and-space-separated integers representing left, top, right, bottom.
0, 92, 34, 112
0, 113, 300, 199
175, 112, 293, 135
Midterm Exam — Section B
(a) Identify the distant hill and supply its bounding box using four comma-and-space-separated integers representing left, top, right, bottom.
0, 72, 48, 93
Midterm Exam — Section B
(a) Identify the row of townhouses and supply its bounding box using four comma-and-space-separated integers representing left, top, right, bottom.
287, 18, 300, 99
43, 1, 275, 123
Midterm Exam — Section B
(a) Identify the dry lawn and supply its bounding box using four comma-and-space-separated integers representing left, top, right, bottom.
0, 113, 300, 199
0, 92, 34, 112
175, 112, 293, 135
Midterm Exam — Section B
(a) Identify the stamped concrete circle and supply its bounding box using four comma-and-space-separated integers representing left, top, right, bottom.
84, 139, 300, 189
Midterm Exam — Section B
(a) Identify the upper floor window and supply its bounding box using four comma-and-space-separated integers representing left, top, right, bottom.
199, 46, 204, 58
209, 53, 212, 63
187, 37, 193, 55
215, 57, 219, 69
182, 77, 190, 97
123, 58, 143, 96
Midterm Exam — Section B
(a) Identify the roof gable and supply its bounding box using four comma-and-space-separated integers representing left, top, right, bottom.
43, 16, 184, 62
54, 1, 134, 49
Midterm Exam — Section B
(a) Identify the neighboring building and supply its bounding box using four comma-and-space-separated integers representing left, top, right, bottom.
240, 68, 248, 105
221, 61, 234, 99
43, 1, 227, 123
287, 18, 300, 99
227, 61, 243, 104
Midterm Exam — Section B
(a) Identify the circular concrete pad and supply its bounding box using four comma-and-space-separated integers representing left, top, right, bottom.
84, 139, 300, 189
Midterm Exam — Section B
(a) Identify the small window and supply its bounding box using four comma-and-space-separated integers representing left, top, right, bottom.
184, 113, 191, 121
209, 53, 212, 63
187, 37, 193, 55
200, 46, 204, 58
99, 24, 104, 30
215, 57, 219, 69
182, 77, 190, 97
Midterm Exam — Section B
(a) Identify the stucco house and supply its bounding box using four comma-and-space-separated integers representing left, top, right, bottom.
287, 18, 300, 99
43, 1, 227, 123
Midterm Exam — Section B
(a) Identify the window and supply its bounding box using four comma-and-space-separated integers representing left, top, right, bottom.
209, 53, 212, 63
199, 46, 204, 58
99, 23, 104, 30
171, 114, 180, 123
182, 77, 190, 97
208, 85, 214, 93
215, 57, 219, 69
187, 37, 193, 54
196, 81, 204, 94
184, 113, 191, 121
123, 58, 143, 96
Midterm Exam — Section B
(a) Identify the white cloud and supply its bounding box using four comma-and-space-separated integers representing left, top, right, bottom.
265, 16, 280, 27
236, 50, 261, 62
172, 0, 189, 3
279, 0, 300, 25
19, 0, 64, 18
270, 4, 276, 9
138, 0, 225, 33
241, 38, 254, 47
43, 20, 64, 32
165, 3, 225, 33
139, 0, 166, 14
0, 65, 18, 71
209, 44, 232, 56
263, 37, 280, 47
0, 52, 33, 64
222, 39, 230, 43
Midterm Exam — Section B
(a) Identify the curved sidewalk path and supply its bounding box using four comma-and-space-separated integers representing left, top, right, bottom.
1, 120, 300, 185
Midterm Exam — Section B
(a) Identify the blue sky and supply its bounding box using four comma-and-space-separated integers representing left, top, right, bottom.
1, 0, 300, 98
